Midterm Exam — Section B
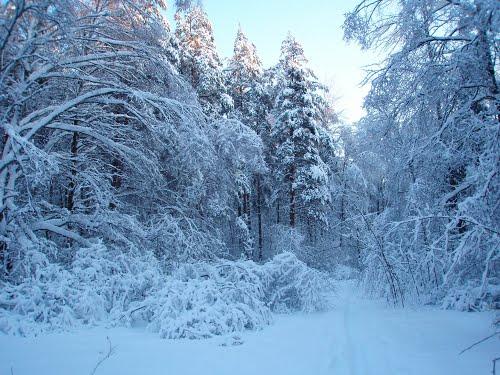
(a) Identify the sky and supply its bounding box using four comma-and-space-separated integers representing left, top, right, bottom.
167, 0, 381, 122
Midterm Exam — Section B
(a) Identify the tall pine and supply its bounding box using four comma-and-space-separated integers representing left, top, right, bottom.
175, 5, 231, 117
227, 26, 263, 118
271, 34, 331, 228
226, 26, 272, 260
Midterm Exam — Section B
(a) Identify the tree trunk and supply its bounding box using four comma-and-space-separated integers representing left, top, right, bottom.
245, 191, 251, 229
256, 175, 263, 261
289, 164, 296, 228
276, 198, 280, 224
66, 130, 79, 212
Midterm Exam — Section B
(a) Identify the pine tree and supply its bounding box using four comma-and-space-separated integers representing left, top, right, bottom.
271, 34, 331, 228
225, 26, 271, 259
175, 5, 231, 117
227, 26, 262, 116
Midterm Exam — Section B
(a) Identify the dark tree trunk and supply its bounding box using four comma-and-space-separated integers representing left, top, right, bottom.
244, 191, 251, 229
256, 175, 263, 261
111, 157, 123, 190
66, 130, 79, 212
276, 198, 280, 224
289, 164, 296, 228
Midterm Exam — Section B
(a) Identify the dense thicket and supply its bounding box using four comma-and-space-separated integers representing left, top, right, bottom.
342, 0, 499, 309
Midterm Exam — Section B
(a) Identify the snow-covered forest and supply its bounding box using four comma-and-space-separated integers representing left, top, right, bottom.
0, 0, 498, 373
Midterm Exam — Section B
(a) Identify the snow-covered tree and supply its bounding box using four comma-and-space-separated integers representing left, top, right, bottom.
270, 34, 332, 229
175, 4, 231, 117
344, 0, 499, 308
0, 0, 225, 281
224, 26, 274, 260
226, 26, 263, 115
211, 119, 267, 259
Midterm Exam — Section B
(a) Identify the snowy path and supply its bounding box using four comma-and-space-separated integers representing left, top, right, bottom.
327, 285, 498, 375
1, 284, 497, 375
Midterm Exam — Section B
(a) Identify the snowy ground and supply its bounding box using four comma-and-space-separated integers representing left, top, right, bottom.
1, 283, 498, 375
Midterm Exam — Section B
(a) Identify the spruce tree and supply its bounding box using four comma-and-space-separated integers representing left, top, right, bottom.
271, 34, 331, 228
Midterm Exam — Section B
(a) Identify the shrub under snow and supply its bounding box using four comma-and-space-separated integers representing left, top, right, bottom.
131, 252, 333, 339
136, 262, 271, 339
258, 252, 333, 313
442, 284, 500, 312
0, 243, 161, 336
0, 250, 332, 338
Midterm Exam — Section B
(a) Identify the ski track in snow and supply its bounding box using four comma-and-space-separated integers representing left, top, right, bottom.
1, 282, 498, 375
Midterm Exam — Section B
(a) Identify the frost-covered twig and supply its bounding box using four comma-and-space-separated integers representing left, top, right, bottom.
459, 332, 499, 355
90, 337, 116, 375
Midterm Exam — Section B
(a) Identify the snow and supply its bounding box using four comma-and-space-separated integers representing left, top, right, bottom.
329, 283, 499, 375
1, 282, 497, 375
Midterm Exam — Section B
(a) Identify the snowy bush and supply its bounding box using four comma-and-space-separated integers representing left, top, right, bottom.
0, 254, 78, 336
259, 252, 333, 313
0, 250, 332, 338
136, 253, 331, 339
71, 243, 162, 323
0, 243, 161, 336
442, 284, 500, 312
139, 262, 271, 339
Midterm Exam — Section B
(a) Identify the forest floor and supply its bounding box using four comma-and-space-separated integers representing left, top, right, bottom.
1, 282, 497, 375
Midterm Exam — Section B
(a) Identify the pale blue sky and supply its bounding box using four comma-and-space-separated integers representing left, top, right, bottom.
167, 0, 380, 122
